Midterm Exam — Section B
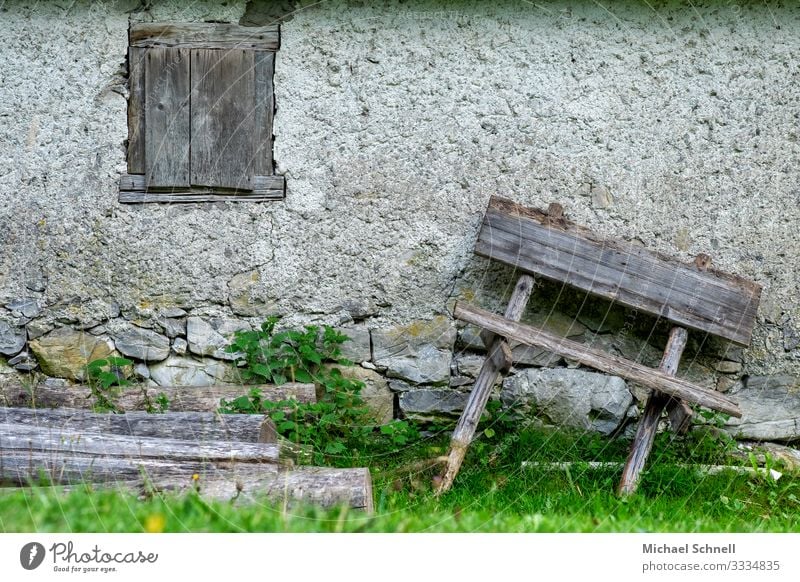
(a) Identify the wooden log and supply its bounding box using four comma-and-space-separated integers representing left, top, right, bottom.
0, 408, 273, 444
0, 423, 283, 465
0, 452, 226, 485
617, 327, 688, 495
137, 466, 373, 512
3, 465, 373, 512
453, 301, 742, 417
0, 383, 315, 412
436, 274, 535, 494
476, 196, 761, 345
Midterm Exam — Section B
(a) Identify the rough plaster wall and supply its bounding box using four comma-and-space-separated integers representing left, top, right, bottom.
273, 0, 800, 375
0, 0, 798, 376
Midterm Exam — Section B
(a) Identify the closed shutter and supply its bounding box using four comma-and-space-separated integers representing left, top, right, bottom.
120, 22, 284, 203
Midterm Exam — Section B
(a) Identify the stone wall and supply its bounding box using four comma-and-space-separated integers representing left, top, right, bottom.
1, 1, 800, 442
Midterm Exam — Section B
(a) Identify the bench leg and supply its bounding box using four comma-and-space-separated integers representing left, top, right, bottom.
666, 399, 693, 434
435, 274, 534, 495
618, 326, 688, 495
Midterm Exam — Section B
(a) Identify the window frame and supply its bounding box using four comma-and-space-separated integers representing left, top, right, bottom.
118, 22, 284, 203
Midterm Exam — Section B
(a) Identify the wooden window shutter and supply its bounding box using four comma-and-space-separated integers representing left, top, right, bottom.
145, 47, 191, 188
191, 49, 255, 190
120, 23, 284, 203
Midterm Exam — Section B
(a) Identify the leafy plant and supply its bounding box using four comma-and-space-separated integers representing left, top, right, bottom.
141, 390, 171, 414
220, 317, 419, 464
85, 356, 133, 413
85, 357, 169, 414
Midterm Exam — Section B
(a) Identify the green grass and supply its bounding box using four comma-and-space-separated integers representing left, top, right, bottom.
1, 428, 799, 533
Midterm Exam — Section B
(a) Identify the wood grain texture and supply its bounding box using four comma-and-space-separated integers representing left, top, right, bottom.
144, 47, 191, 188
137, 466, 373, 512
0, 422, 282, 464
10, 466, 373, 512
191, 49, 255, 190
130, 22, 280, 50
617, 327, 688, 495
454, 301, 742, 417
0, 383, 315, 412
119, 173, 284, 202
0, 408, 272, 444
254, 51, 275, 175
127, 47, 146, 173
475, 196, 761, 345
436, 274, 535, 494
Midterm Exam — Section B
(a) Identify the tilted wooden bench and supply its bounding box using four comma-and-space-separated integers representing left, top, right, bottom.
436, 196, 762, 495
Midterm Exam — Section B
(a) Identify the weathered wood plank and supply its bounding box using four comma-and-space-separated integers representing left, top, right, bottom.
140, 466, 373, 512
475, 196, 761, 345
453, 301, 742, 417
0, 452, 223, 485
130, 22, 280, 51
127, 47, 146, 174
436, 274, 535, 494
618, 327, 688, 495
191, 49, 255, 190
0, 423, 282, 464
0, 383, 315, 412
144, 47, 191, 188
254, 51, 275, 175
3, 465, 373, 512
0, 408, 272, 443
521, 461, 782, 480
119, 191, 284, 203
119, 173, 285, 202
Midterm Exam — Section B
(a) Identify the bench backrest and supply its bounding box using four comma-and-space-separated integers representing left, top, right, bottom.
475, 196, 761, 346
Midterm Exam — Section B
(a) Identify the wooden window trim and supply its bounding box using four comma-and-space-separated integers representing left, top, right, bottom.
120, 22, 284, 203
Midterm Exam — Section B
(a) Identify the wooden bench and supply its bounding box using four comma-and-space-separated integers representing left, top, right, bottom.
436, 196, 762, 495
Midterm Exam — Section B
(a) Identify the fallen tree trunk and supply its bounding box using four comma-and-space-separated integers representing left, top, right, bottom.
0, 451, 229, 484
134, 465, 374, 512
0, 383, 316, 412
0, 422, 283, 466
0, 407, 273, 443
0, 461, 373, 512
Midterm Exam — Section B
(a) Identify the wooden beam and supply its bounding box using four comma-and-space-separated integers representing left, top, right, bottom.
9, 466, 373, 512
119, 174, 285, 202
0, 408, 272, 444
453, 301, 741, 417
661, 254, 715, 436
0, 422, 283, 465
130, 23, 280, 51
617, 327, 688, 495
436, 274, 534, 494
475, 196, 761, 345
0, 383, 315, 412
